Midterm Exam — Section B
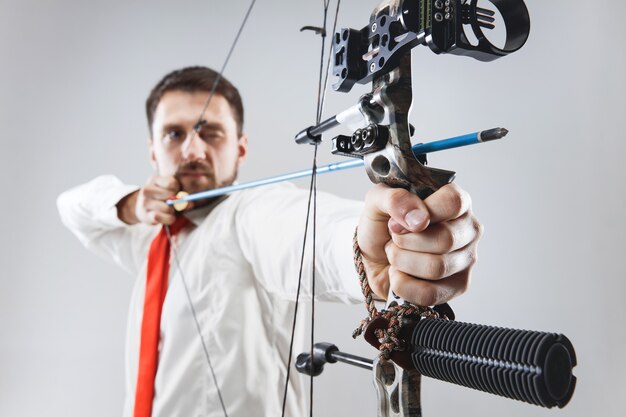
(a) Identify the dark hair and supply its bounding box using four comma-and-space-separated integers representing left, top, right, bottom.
145, 66, 244, 136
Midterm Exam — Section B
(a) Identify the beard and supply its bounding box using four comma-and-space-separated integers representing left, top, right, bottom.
175, 160, 238, 208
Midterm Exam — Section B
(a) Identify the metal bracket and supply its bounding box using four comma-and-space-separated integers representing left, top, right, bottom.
373, 359, 423, 417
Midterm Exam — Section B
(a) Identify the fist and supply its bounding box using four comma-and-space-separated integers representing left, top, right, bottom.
357, 183, 483, 307
117, 176, 180, 225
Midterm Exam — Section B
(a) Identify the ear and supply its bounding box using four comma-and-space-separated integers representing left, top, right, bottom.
237, 133, 249, 165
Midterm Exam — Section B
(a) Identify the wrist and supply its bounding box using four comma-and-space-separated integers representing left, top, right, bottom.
116, 191, 139, 225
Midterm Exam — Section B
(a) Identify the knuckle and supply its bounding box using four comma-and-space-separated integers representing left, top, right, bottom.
443, 184, 471, 218
142, 186, 156, 200
147, 211, 158, 224
459, 274, 471, 294
388, 274, 401, 294
391, 233, 407, 249
446, 190, 465, 218
388, 188, 411, 209
462, 189, 472, 211
452, 273, 472, 299
416, 285, 439, 307
425, 255, 448, 279
437, 225, 456, 253
389, 188, 419, 210
385, 243, 400, 265
473, 217, 485, 239
467, 246, 478, 267
391, 233, 401, 247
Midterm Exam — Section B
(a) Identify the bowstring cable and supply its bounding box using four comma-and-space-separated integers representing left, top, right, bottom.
279, 145, 318, 417
166, 226, 229, 415
162, 1, 258, 416
280, 1, 341, 416
194, 0, 257, 133
309, 1, 330, 415
318, 0, 341, 121
182, 0, 257, 156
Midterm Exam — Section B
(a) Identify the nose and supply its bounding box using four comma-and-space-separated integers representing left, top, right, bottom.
181, 131, 206, 160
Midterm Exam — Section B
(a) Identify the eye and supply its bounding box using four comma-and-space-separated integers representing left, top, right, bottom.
199, 129, 224, 142
164, 129, 185, 142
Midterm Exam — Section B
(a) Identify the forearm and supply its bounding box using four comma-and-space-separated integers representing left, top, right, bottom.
58, 175, 138, 239
57, 175, 150, 274
236, 184, 364, 303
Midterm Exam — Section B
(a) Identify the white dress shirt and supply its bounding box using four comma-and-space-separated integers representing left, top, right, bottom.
57, 175, 364, 417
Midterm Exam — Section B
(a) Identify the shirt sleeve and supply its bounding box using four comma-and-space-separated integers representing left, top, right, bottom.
57, 175, 156, 276
234, 183, 365, 304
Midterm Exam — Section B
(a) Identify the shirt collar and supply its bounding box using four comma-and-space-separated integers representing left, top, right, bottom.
183, 194, 230, 226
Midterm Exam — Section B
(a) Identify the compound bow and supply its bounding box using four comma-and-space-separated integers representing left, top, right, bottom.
166, 1, 577, 416
291, 0, 577, 416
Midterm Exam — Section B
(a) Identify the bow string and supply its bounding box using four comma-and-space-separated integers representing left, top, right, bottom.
163, 1, 258, 416
161, 1, 346, 416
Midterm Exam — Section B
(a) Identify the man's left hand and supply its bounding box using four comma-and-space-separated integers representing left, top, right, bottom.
357, 183, 483, 306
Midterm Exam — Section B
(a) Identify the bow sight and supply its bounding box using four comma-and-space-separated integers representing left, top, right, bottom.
333, 0, 531, 92
295, 0, 578, 415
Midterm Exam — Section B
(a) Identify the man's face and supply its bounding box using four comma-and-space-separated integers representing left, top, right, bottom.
150, 90, 247, 196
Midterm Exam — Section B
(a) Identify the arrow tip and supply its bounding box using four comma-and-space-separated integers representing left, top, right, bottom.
479, 127, 509, 142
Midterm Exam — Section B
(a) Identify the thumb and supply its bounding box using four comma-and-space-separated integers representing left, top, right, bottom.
358, 184, 430, 262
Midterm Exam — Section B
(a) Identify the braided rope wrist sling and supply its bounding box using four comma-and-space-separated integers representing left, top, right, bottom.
352, 228, 450, 361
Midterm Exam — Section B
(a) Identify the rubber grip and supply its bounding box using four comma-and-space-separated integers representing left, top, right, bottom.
411, 319, 576, 408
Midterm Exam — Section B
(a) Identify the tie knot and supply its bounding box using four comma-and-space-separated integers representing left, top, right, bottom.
167, 216, 190, 236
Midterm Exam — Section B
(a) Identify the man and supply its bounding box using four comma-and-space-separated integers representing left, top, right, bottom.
58, 66, 482, 417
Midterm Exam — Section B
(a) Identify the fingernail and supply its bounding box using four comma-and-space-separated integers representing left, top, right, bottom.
405, 209, 427, 229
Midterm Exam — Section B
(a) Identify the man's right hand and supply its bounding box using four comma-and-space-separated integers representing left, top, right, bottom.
117, 176, 181, 225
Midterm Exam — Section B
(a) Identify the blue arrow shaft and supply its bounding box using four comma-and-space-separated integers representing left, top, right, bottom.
167, 131, 485, 204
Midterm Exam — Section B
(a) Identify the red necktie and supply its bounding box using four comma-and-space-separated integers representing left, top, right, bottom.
134, 216, 190, 417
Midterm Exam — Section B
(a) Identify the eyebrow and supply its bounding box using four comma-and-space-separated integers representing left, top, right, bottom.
159, 122, 184, 134
193, 120, 225, 132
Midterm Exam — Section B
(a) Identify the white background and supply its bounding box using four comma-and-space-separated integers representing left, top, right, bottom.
1, 0, 624, 416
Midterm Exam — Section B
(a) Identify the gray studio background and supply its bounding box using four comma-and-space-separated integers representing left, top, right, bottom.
1, 0, 624, 416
